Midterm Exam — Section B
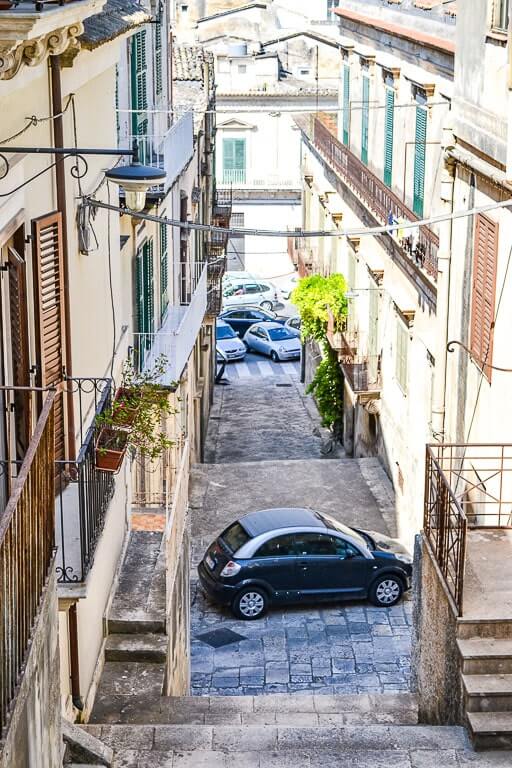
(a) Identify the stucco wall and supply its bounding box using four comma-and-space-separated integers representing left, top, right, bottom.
0, 566, 61, 768
413, 535, 463, 725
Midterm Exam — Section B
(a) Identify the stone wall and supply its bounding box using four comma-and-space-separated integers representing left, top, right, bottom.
412, 535, 464, 725
0, 566, 61, 768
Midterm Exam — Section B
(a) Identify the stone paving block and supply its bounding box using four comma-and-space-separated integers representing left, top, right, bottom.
135, 751, 174, 768
170, 750, 229, 768
410, 749, 458, 768
111, 749, 139, 768
212, 725, 278, 751
259, 750, 313, 767
99, 725, 154, 751
153, 725, 213, 751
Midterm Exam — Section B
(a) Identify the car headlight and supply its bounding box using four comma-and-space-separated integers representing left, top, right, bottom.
395, 553, 413, 565
278, 346, 286, 353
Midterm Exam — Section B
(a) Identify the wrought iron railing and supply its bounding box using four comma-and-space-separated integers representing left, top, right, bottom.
312, 118, 439, 280
0, 392, 55, 737
221, 168, 246, 185
55, 378, 115, 584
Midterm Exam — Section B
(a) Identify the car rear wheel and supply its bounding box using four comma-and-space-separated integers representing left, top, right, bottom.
369, 575, 403, 607
270, 350, 279, 362
260, 300, 273, 310
232, 587, 268, 620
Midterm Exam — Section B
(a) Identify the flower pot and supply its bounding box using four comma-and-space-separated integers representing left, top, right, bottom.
95, 428, 129, 473
111, 387, 142, 429
0, 2, 15, 8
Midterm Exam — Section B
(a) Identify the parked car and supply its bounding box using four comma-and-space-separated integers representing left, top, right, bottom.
243, 322, 301, 362
222, 280, 279, 311
285, 316, 301, 336
198, 507, 413, 619
216, 319, 246, 361
219, 307, 286, 337
280, 274, 299, 300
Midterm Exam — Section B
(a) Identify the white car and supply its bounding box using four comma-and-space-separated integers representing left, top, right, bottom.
279, 274, 299, 300
222, 280, 280, 311
216, 319, 246, 361
284, 316, 301, 336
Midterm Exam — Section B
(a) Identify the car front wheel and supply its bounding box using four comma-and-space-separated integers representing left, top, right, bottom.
232, 587, 268, 620
369, 575, 403, 607
270, 350, 279, 362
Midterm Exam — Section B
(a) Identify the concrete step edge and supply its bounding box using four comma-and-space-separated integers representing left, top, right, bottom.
463, 673, 512, 696
457, 638, 512, 658
467, 710, 512, 734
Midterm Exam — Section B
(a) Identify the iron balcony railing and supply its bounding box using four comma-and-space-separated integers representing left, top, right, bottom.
424, 443, 512, 615
0, 392, 55, 737
55, 378, 114, 584
221, 168, 246, 185
312, 117, 439, 280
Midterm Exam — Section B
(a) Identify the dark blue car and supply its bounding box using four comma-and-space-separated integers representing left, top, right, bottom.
198, 507, 413, 620
219, 306, 286, 337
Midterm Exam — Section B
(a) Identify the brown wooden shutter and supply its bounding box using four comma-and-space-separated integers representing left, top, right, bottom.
471, 214, 498, 381
7, 246, 31, 459
32, 212, 66, 461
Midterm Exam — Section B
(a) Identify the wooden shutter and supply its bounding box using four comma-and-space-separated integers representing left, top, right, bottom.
131, 31, 148, 138
471, 214, 498, 381
136, 245, 145, 334
343, 63, 350, 146
32, 212, 65, 462
395, 320, 408, 394
384, 87, 394, 188
144, 238, 154, 335
413, 106, 427, 217
361, 75, 369, 166
160, 223, 168, 321
155, 24, 163, 97
7, 246, 31, 459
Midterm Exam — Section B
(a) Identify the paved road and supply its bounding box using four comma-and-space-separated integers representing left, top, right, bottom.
221, 352, 300, 381
191, 365, 412, 697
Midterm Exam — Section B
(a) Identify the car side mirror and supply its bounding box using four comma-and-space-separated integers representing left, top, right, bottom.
344, 550, 356, 559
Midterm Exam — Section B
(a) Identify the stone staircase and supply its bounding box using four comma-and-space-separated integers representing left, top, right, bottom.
458, 618, 512, 749
83, 692, 481, 767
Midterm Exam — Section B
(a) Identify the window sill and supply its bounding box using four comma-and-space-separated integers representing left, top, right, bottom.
486, 29, 508, 45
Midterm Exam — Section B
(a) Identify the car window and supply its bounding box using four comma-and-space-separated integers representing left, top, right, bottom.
258, 284, 270, 292
217, 325, 236, 339
245, 284, 261, 294
294, 533, 338, 556
268, 327, 296, 341
331, 537, 363, 559
221, 522, 251, 553
254, 534, 297, 558
226, 311, 247, 319
289, 318, 300, 329
248, 327, 259, 336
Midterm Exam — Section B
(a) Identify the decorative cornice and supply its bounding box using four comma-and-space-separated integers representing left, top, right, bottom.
0, 22, 83, 80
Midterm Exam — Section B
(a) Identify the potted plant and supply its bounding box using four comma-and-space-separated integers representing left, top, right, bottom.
95, 355, 177, 472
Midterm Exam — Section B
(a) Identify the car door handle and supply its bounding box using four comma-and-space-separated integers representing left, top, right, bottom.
298, 560, 309, 568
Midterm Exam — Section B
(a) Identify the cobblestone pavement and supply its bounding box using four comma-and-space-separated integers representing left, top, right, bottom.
191, 373, 412, 696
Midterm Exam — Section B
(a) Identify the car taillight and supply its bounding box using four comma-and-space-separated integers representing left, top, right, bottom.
220, 560, 241, 577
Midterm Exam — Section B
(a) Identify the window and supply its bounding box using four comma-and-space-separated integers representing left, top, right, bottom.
154, 24, 163, 97
159, 222, 168, 321
238, 64, 247, 74
471, 214, 498, 380
244, 284, 261, 294
361, 74, 370, 165
384, 86, 394, 187
368, 287, 379, 382
255, 534, 297, 558
395, 319, 408, 393
342, 63, 350, 146
493, 0, 509, 30
222, 138, 246, 184
221, 522, 250, 553
268, 327, 295, 341
413, 105, 427, 217
131, 31, 148, 140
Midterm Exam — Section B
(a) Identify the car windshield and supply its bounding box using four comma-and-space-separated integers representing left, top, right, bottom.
317, 513, 368, 549
217, 325, 236, 340
267, 327, 296, 341
220, 521, 251, 553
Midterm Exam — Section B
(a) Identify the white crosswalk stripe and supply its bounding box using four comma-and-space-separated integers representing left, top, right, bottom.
235, 361, 251, 378
281, 362, 299, 376
257, 361, 274, 376
226, 356, 300, 380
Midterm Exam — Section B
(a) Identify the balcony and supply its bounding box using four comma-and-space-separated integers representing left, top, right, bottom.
218, 170, 300, 189
300, 116, 439, 283
132, 262, 207, 385
424, 444, 512, 616
334, 327, 382, 395
0, 391, 55, 737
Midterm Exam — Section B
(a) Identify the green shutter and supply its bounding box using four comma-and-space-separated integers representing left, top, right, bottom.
361, 75, 369, 166
160, 223, 168, 321
155, 24, 163, 97
413, 106, 427, 217
131, 31, 148, 137
343, 63, 350, 146
395, 321, 408, 393
384, 87, 394, 188
222, 138, 246, 183
144, 239, 154, 336
136, 245, 144, 335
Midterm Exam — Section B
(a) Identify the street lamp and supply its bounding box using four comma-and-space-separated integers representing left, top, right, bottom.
0, 142, 165, 212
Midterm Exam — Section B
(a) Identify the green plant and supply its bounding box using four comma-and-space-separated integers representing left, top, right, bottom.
291, 273, 348, 341
307, 343, 344, 433
96, 355, 177, 461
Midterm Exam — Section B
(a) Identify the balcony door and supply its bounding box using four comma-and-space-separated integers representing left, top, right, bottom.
222, 138, 246, 185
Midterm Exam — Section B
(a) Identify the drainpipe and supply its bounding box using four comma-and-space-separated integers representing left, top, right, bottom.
431, 125, 455, 442
50, 55, 76, 462
69, 603, 83, 711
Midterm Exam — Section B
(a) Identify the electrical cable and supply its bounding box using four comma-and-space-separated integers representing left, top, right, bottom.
86, 195, 512, 240
116, 101, 449, 116
71, 96, 84, 199
0, 94, 75, 145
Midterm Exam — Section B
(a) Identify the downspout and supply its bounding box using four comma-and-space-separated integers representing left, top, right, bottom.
68, 603, 83, 711
50, 55, 76, 462
431, 124, 455, 442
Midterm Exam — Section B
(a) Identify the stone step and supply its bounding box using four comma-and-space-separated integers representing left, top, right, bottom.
458, 638, 512, 674
83, 723, 470, 754
105, 633, 167, 663
467, 711, 512, 750
89, 692, 418, 726
106, 614, 165, 635
463, 673, 512, 712
457, 618, 512, 640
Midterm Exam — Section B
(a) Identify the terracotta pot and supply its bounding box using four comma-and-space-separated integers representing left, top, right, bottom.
0, 1, 15, 8
95, 428, 128, 473
111, 387, 141, 429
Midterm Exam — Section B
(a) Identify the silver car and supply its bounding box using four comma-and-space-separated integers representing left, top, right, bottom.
216, 319, 246, 360
284, 316, 301, 336
243, 322, 301, 362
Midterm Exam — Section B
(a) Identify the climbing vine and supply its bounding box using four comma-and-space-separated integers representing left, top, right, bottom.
291, 273, 348, 341
307, 343, 345, 434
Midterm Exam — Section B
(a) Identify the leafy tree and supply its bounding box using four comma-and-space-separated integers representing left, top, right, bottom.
291, 273, 348, 341
307, 343, 344, 434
